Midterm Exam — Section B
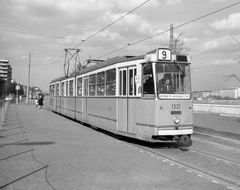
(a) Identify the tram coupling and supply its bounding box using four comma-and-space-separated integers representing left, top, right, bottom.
174, 135, 192, 147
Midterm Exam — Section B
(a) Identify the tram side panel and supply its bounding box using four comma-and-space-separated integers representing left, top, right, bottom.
86, 97, 117, 132
60, 96, 66, 116
56, 96, 61, 113
75, 97, 83, 121
49, 95, 54, 111
65, 97, 76, 119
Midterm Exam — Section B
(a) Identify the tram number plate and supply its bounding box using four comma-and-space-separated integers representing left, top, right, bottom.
158, 49, 171, 61
172, 104, 181, 109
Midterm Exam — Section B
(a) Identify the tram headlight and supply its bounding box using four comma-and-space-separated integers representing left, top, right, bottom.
173, 117, 180, 124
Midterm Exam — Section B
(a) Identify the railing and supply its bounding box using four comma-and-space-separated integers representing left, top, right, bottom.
0, 100, 9, 132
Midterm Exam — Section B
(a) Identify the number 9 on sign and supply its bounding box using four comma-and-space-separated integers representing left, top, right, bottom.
158, 49, 171, 61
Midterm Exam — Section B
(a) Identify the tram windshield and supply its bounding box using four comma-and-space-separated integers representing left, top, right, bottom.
142, 62, 191, 99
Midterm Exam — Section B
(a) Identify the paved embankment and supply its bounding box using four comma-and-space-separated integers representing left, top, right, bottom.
193, 103, 240, 117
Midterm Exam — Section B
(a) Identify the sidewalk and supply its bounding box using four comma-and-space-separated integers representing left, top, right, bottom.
0, 100, 238, 190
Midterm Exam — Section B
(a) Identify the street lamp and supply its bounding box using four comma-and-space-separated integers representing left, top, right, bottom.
15, 84, 20, 104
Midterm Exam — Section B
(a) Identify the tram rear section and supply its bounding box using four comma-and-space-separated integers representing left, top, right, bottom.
49, 48, 193, 146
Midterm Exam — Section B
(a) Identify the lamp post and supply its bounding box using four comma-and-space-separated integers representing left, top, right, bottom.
15, 84, 20, 104
26, 52, 31, 105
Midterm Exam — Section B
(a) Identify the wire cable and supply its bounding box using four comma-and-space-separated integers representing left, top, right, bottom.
72, 0, 150, 48
0, 28, 83, 42
95, 1, 240, 59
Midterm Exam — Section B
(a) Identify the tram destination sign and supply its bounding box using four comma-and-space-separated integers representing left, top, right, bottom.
157, 48, 171, 61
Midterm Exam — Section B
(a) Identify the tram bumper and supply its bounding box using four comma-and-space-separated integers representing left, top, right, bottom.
157, 127, 193, 136
154, 126, 193, 146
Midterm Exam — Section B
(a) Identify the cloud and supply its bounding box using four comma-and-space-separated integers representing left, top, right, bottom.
210, 0, 228, 3
100, 11, 153, 40
166, 0, 181, 6
210, 59, 239, 66
210, 12, 240, 31
200, 35, 235, 53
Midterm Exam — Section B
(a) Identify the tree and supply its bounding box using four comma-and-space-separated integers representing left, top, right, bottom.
172, 32, 191, 55
224, 73, 240, 83
224, 37, 240, 83
0, 78, 5, 98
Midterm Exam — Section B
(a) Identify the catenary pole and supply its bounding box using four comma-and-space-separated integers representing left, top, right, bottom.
26, 52, 31, 105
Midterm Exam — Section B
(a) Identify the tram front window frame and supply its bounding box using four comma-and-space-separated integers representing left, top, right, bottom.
142, 62, 192, 100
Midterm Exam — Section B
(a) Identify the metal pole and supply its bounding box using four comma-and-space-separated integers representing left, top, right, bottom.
26, 52, 31, 105
16, 89, 18, 105
169, 24, 174, 51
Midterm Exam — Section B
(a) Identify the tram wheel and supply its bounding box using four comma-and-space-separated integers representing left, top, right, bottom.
180, 135, 192, 147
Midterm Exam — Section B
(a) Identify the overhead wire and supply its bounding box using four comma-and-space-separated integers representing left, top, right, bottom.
72, 0, 150, 48
48, 0, 150, 65
0, 28, 84, 42
95, 1, 240, 59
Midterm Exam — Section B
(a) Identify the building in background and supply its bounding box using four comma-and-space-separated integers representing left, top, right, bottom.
0, 60, 12, 98
220, 87, 240, 99
0, 60, 12, 81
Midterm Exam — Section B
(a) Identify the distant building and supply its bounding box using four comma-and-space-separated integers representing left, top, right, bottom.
193, 91, 212, 99
220, 87, 240, 99
0, 60, 12, 81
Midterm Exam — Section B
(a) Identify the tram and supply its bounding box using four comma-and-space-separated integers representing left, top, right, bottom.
49, 48, 193, 146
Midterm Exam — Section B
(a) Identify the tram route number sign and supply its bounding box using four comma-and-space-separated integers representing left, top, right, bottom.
158, 48, 171, 61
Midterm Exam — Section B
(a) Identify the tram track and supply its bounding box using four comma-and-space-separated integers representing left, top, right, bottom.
188, 147, 240, 167
131, 143, 240, 190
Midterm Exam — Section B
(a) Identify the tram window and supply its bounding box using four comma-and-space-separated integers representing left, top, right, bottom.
156, 63, 191, 97
66, 81, 69, 96
69, 80, 73, 96
89, 74, 96, 96
142, 63, 155, 99
106, 69, 116, 96
84, 78, 89, 96
97, 72, 105, 96
77, 78, 82, 96
119, 70, 127, 96
129, 68, 137, 96
50, 85, 54, 96
61, 82, 64, 96
56, 83, 59, 96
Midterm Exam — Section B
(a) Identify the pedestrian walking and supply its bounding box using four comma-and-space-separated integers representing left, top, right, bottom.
35, 97, 38, 108
38, 95, 44, 109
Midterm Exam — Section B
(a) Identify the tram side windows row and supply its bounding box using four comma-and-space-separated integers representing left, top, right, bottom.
79, 68, 116, 97
49, 83, 60, 96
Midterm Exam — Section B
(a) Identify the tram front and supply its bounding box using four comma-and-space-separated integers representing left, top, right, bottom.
138, 48, 193, 146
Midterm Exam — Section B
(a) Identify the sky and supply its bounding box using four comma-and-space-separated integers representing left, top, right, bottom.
0, 0, 239, 92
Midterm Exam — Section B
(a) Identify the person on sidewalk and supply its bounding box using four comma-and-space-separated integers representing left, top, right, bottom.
35, 97, 38, 108
38, 95, 44, 109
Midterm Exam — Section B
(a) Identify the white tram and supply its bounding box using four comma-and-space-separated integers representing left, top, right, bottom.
49, 48, 193, 146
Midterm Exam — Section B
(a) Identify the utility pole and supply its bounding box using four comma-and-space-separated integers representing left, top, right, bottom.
26, 52, 31, 105
169, 24, 174, 51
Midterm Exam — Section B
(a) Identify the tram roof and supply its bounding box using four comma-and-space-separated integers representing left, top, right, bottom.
50, 55, 144, 83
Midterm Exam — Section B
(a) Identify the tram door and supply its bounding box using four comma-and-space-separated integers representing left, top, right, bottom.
83, 77, 88, 121
118, 67, 137, 133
